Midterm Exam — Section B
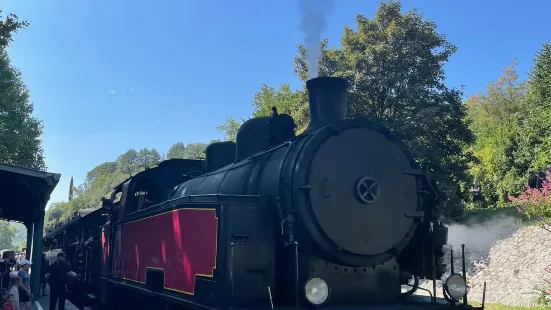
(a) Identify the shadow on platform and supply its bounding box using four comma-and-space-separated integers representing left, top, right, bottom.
32, 285, 79, 310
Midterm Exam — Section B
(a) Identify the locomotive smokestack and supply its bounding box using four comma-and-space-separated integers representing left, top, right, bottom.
305, 76, 348, 131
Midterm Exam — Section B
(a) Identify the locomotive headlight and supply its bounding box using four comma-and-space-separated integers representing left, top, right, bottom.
305, 278, 329, 305
444, 274, 467, 300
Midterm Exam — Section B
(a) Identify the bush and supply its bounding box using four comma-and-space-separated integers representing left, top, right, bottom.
508, 181, 551, 224
535, 267, 551, 306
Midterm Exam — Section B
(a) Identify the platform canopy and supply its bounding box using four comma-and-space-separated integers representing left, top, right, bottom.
0, 163, 60, 224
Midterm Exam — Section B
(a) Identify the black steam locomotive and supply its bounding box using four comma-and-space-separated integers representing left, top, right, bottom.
44, 77, 484, 310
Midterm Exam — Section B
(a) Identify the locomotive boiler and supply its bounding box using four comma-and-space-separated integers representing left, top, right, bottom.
48, 76, 484, 310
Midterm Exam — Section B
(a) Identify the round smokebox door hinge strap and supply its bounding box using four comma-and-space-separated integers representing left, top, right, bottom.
356, 177, 380, 204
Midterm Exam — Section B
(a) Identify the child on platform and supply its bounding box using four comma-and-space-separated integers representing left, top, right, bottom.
3, 294, 15, 310
8, 277, 19, 310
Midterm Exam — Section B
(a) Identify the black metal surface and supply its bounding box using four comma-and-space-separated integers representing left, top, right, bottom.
206, 142, 236, 172
235, 116, 271, 161
0, 163, 60, 224
48, 76, 484, 310
462, 244, 467, 306
267, 108, 296, 146
305, 257, 401, 305
305, 77, 348, 132
290, 119, 421, 267
305, 127, 417, 257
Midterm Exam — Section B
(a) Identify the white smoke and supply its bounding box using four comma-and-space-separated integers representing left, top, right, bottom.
299, 0, 333, 79
417, 215, 521, 296
445, 215, 520, 276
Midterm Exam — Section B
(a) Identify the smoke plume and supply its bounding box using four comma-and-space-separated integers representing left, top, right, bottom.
299, 0, 333, 79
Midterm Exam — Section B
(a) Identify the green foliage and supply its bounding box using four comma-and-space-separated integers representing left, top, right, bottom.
167, 142, 209, 159
535, 267, 551, 306
167, 142, 187, 159
45, 202, 66, 229
0, 50, 46, 170
465, 40, 551, 211
465, 61, 527, 205
0, 221, 16, 250
44, 142, 213, 230
508, 182, 551, 227
220, 1, 474, 215
217, 118, 244, 142
312, 3, 474, 211
0, 13, 44, 170
183, 143, 208, 159
251, 84, 308, 133
68, 176, 74, 201
515, 41, 551, 172
10, 222, 26, 250
45, 148, 163, 229
17, 239, 26, 252
218, 83, 307, 141
0, 11, 29, 49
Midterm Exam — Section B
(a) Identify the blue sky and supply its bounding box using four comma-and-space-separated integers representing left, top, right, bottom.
3, 0, 550, 207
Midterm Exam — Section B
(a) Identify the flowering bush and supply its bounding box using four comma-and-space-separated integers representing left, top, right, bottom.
508, 180, 551, 228
509, 182, 551, 306
535, 267, 551, 306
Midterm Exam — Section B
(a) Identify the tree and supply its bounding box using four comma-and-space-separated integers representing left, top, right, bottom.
85, 162, 118, 188
218, 83, 307, 141
516, 41, 551, 172
136, 148, 161, 168
18, 240, 26, 252
0, 221, 15, 250
218, 1, 473, 212
0, 11, 29, 49
167, 142, 187, 159
217, 118, 243, 142
301, 2, 474, 209
0, 50, 46, 170
116, 149, 139, 175
0, 12, 44, 170
183, 143, 208, 159
68, 176, 74, 201
45, 202, 67, 229
465, 60, 527, 204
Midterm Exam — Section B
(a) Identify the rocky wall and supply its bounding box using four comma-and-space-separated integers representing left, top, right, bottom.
415, 215, 551, 307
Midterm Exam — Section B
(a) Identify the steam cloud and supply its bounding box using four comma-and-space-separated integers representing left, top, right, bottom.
299, 0, 333, 79
445, 215, 519, 275
417, 215, 520, 296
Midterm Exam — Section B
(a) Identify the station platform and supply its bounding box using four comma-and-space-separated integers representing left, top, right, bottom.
32, 285, 79, 310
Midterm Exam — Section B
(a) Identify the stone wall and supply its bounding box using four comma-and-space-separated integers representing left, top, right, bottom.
416, 215, 551, 307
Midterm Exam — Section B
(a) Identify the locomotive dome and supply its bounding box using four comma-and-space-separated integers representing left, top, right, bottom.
292, 77, 420, 266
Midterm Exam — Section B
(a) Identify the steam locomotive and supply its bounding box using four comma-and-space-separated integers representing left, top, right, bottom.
44, 77, 485, 310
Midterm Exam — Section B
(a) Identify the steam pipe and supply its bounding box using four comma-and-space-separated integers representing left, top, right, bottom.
450, 246, 454, 274
305, 77, 348, 132
462, 244, 467, 306
431, 224, 436, 304
482, 281, 486, 309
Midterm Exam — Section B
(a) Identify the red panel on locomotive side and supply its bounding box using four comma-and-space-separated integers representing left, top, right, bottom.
118, 208, 218, 295
101, 229, 110, 265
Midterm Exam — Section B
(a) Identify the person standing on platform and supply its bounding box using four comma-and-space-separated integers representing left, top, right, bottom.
16, 260, 31, 310
45, 252, 77, 310
40, 253, 49, 297
0, 253, 10, 289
